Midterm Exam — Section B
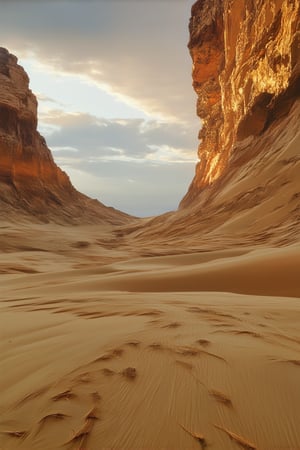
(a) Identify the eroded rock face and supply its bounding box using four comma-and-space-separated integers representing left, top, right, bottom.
181, 0, 300, 206
0, 48, 129, 224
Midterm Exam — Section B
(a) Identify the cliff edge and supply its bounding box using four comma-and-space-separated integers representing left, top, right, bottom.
0, 48, 130, 224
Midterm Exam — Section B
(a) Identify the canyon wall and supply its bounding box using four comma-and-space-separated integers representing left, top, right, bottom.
0, 48, 129, 224
181, 0, 300, 207
132, 0, 300, 246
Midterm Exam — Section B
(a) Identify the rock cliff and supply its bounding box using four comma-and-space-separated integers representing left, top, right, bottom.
130, 0, 300, 247
181, 0, 300, 207
0, 48, 129, 224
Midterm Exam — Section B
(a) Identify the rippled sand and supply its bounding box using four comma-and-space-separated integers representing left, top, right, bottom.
0, 221, 299, 450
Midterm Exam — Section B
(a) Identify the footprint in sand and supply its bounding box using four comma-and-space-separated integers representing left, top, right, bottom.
15, 385, 50, 408
209, 389, 233, 407
125, 340, 141, 347
93, 347, 125, 363
35, 413, 70, 434
196, 339, 211, 347
0, 430, 29, 440
162, 321, 182, 329
72, 372, 93, 384
65, 406, 99, 449
121, 367, 137, 380
51, 389, 77, 402
148, 342, 164, 350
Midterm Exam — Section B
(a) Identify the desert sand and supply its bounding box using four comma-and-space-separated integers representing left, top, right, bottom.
0, 220, 300, 450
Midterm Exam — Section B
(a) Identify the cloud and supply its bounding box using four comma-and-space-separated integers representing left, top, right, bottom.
43, 111, 198, 162
0, 0, 197, 123
40, 110, 197, 216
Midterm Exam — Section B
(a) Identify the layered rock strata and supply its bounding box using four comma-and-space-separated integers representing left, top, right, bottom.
0, 48, 129, 224
181, 0, 300, 206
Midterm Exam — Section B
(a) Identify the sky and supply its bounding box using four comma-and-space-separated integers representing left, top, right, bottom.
0, 0, 199, 217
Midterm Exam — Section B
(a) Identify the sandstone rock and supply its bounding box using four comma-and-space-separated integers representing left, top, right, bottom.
132, 0, 300, 246
0, 48, 130, 224
181, 0, 300, 207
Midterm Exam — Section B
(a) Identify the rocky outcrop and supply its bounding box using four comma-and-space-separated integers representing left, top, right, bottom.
0, 48, 130, 224
181, 0, 300, 207
129, 0, 300, 246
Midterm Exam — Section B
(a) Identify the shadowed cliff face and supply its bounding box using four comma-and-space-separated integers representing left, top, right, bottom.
181, 0, 300, 207
0, 48, 130, 224
0, 49, 64, 187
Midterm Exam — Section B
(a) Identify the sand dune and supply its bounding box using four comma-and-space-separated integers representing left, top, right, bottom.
0, 110, 299, 447
1, 223, 300, 450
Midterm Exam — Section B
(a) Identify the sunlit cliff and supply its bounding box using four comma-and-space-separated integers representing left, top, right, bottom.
181, 0, 300, 206
127, 0, 300, 249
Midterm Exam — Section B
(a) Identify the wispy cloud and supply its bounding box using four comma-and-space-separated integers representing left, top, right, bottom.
43, 111, 198, 164
40, 110, 197, 216
0, 0, 197, 123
